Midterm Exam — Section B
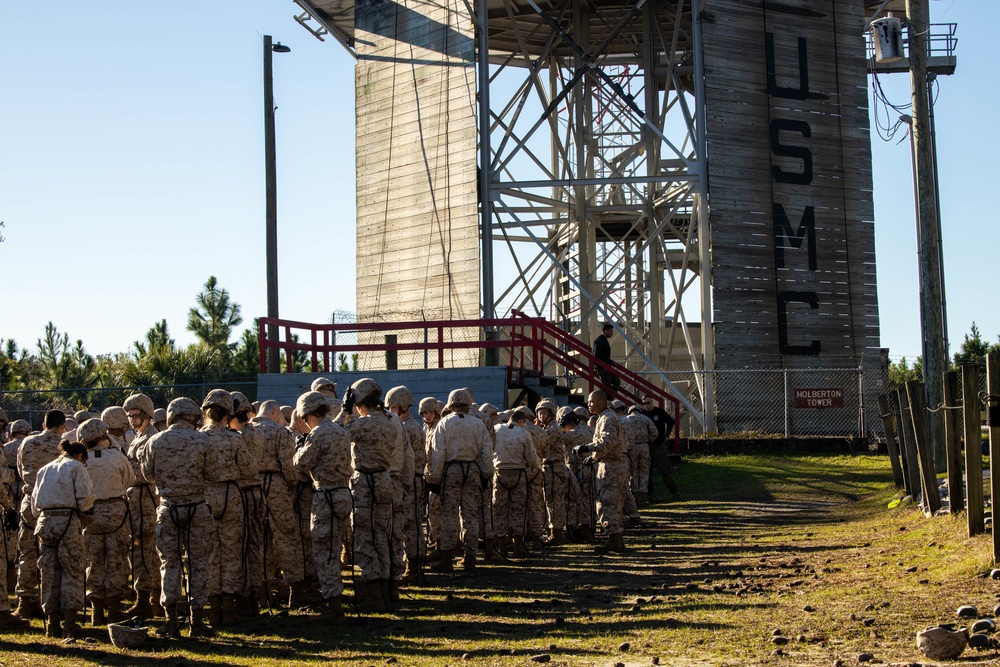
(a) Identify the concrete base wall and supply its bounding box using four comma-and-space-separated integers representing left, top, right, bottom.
257, 367, 508, 410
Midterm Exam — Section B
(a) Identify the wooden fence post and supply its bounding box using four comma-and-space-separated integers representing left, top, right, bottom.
896, 387, 921, 499
943, 371, 963, 513
963, 365, 984, 536
906, 380, 942, 515
988, 353, 1000, 562
877, 394, 905, 488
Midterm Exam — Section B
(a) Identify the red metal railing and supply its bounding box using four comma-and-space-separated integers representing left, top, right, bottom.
258, 312, 681, 450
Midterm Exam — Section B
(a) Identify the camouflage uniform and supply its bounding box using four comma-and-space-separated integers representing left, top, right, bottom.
126, 425, 162, 600
590, 409, 629, 535
422, 417, 442, 548
337, 410, 394, 583
625, 411, 657, 496
32, 455, 95, 615
520, 421, 548, 540
140, 422, 214, 609
559, 426, 592, 531
538, 421, 573, 534
400, 415, 425, 569
201, 422, 255, 597
618, 413, 642, 522
84, 439, 135, 602
492, 423, 538, 538
387, 412, 412, 582
252, 416, 305, 587
16, 429, 62, 597
292, 421, 352, 600
468, 407, 496, 543
235, 422, 265, 598
427, 411, 493, 556
3, 434, 25, 569
0, 447, 17, 611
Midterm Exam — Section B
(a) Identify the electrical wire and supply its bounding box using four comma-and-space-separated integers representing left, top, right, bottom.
870, 63, 913, 143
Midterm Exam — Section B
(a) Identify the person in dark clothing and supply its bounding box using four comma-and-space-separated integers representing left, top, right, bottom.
593, 324, 620, 389
639, 396, 679, 500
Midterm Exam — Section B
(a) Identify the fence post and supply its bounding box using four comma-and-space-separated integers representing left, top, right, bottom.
963, 365, 984, 536
988, 353, 1000, 562
858, 367, 867, 440
896, 387, 920, 498
876, 394, 904, 488
905, 380, 942, 515
942, 371, 963, 513
783, 369, 790, 438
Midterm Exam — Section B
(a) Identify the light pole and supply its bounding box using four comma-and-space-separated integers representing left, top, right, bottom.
264, 35, 290, 374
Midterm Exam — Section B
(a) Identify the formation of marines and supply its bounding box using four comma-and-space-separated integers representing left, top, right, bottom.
0, 382, 677, 639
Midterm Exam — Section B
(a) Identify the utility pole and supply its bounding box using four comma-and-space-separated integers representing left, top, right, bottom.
905, 0, 947, 470
264, 36, 290, 374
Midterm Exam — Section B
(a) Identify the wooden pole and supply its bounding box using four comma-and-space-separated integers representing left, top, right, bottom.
896, 387, 920, 498
905, 0, 947, 472
906, 379, 941, 515
942, 371, 963, 513
877, 394, 904, 488
988, 353, 1000, 562
963, 365, 984, 536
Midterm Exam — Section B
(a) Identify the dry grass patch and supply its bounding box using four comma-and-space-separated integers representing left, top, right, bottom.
1, 453, 998, 666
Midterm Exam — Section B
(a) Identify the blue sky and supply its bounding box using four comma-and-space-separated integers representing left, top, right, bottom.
0, 0, 991, 366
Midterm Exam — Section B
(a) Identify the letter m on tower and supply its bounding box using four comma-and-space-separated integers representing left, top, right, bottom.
773, 204, 816, 270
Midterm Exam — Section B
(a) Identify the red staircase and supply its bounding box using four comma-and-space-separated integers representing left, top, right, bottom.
258, 312, 681, 450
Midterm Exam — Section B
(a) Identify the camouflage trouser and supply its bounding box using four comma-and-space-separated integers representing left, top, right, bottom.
402, 475, 424, 563
84, 499, 131, 600
262, 472, 304, 585
390, 476, 407, 581
526, 469, 545, 539
240, 485, 266, 598
293, 483, 316, 578
3, 480, 20, 564
493, 469, 528, 537
127, 483, 161, 595
208, 482, 246, 596
16, 498, 38, 596
439, 461, 481, 553
479, 481, 495, 540
36, 511, 86, 614
156, 501, 214, 609
350, 470, 393, 583
542, 461, 572, 531
624, 483, 640, 520
427, 491, 442, 547
596, 458, 629, 535
567, 473, 585, 529
310, 487, 351, 599
576, 462, 598, 530
632, 442, 651, 494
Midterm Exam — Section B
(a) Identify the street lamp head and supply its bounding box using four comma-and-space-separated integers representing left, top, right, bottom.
272, 42, 291, 53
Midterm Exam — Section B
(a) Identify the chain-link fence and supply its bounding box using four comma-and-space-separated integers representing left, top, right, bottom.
659, 367, 890, 440
0, 382, 258, 432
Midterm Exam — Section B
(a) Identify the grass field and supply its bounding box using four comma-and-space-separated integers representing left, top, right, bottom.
2, 453, 998, 666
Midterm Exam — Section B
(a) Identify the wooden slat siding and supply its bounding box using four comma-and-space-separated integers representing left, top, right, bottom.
355, 0, 480, 370
703, 0, 879, 432
258, 367, 509, 409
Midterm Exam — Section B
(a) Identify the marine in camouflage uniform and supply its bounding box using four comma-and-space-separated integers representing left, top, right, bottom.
78, 419, 134, 625
251, 402, 306, 601
0, 432, 28, 629
516, 407, 548, 548
200, 390, 256, 625
392, 394, 425, 584
613, 402, 643, 526
466, 398, 498, 556
15, 410, 67, 617
336, 378, 395, 611
555, 408, 592, 539
492, 412, 538, 556
230, 391, 265, 614
534, 399, 573, 545
123, 394, 163, 617
426, 389, 493, 572
419, 398, 443, 550
139, 398, 215, 638
625, 407, 657, 505
292, 391, 351, 618
32, 442, 95, 638
385, 386, 420, 588
574, 391, 629, 551
3, 420, 31, 590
